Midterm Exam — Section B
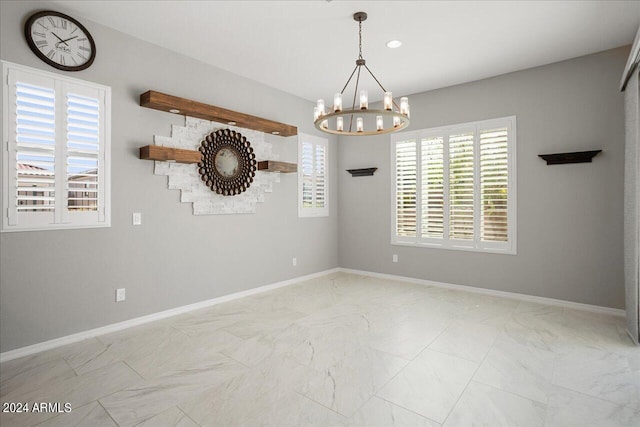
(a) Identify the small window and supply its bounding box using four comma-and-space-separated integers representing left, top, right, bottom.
2, 61, 111, 232
392, 116, 516, 254
298, 133, 328, 217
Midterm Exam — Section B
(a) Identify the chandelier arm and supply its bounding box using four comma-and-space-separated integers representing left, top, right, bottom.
340, 65, 360, 95
363, 64, 402, 110
363, 64, 387, 93
349, 66, 362, 132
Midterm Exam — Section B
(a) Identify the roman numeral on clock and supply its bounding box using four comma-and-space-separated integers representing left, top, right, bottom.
47, 49, 55, 59
35, 40, 48, 47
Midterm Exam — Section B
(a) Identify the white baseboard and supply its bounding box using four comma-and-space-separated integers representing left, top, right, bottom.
339, 268, 626, 318
0, 268, 341, 363
1, 266, 627, 363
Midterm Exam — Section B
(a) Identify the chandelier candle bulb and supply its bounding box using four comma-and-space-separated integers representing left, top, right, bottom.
334, 93, 343, 112
321, 119, 328, 129
384, 92, 393, 110
400, 97, 409, 115
360, 90, 368, 109
376, 115, 384, 131
393, 116, 401, 127
357, 117, 364, 132
313, 107, 319, 121
317, 99, 325, 116
336, 116, 344, 131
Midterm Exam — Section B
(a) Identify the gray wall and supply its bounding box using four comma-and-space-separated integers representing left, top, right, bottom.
624, 67, 639, 342
0, 1, 338, 353
338, 46, 629, 309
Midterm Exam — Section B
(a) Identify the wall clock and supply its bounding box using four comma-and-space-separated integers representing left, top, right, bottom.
198, 129, 257, 196
24, 10, 96, 71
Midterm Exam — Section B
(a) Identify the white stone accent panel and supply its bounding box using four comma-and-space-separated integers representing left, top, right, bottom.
153, 117, 280, 215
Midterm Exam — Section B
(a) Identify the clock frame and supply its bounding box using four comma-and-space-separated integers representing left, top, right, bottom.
24, 10, 96, 72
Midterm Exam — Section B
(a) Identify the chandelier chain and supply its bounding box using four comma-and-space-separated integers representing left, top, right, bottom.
358, 20, 363, 59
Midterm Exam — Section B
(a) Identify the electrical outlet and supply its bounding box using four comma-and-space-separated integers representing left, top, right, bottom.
392, 254, 398, 263
292, 257, 297, 267
116, 288, 126, 302
132, 212, 142, 225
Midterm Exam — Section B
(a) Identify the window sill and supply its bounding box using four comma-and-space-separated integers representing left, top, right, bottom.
391, 239, 516, 255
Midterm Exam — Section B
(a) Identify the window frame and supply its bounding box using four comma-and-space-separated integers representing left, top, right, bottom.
298, 132, 329, 218
2, 61, 111, 232
391, 116, 517, 254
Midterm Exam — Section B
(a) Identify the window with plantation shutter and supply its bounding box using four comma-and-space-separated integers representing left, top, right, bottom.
298, 133, 329, 217
2, 62, 111, 232
392, 116, 516, 254
396, 139, 416, 237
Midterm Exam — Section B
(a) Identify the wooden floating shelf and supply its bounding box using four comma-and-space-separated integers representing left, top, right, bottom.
538, 150, 602, 165
139, 145, 296, 172
139, 145, 201, 164
257, 160, 297, 173
140, 90, 298, 137
346, 167, 378, 177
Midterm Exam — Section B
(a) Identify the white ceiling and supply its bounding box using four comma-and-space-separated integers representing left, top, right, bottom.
54, 1, 640, 102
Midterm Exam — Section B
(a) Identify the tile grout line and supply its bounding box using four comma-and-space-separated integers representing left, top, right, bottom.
293, 390, 349, 420
374, 395, 443, 426
97, 400, 121, 427
178, 407, 203, 427
547, 382, 639, 412
439, 323, 502, 426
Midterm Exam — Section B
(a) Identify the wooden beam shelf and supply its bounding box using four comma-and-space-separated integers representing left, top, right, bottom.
140, 90, 298, 137
139, 145, 296, 173
257, 160, 297, 173
538, 150, 602, 165
139, 145, 201, 164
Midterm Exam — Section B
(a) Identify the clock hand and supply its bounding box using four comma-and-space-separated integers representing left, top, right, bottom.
51, 32, 68, 46
59, 35, 78, 44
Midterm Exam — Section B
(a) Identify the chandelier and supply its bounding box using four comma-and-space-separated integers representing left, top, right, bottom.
313, 12, 410, 136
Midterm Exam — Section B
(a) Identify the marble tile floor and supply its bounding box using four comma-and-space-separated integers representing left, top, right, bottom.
1, 272, 638, 426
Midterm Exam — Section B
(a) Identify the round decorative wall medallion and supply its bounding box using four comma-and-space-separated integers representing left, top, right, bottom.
198, 129, 257, 196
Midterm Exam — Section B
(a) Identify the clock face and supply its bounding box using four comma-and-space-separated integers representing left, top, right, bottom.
25, 11, 96, 71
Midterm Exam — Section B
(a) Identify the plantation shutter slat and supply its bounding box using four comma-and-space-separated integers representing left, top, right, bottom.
421, 136, 444, 238
298, 134, 328, 217
449, 133, 475, 240
14, 79, 57, 216
66, 91, 100, 212
315, 144, 327, 209
481, 128, 509, 242
301, 141, 314, 209
396, 139, 417, 237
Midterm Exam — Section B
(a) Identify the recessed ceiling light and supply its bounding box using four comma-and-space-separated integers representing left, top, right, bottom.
386, 40, 402, 49
228, 121, 237, 125
271, 131, 280, 135
169, 109, 180, 114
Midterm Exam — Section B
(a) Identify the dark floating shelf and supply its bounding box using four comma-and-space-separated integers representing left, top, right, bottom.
346, 167, 378, 177
538, 150, 602, 165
